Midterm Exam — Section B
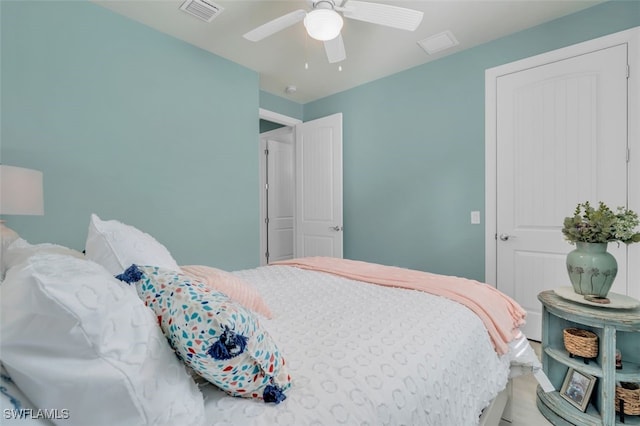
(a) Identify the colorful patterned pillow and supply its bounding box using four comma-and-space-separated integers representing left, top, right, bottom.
117, 265, 291, 403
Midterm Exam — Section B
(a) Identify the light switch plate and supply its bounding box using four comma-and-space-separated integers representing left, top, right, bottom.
471, 211, 481, 224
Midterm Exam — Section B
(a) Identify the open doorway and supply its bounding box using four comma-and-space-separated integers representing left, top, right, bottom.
259, 109, 301, 265
260, 126, 295, 265
258, 109, 344, 265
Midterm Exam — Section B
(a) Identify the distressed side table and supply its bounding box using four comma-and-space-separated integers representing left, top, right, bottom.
536, 290, 640, 426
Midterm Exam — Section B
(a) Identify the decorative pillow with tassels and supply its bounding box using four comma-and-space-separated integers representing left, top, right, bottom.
116, 265, 291, 404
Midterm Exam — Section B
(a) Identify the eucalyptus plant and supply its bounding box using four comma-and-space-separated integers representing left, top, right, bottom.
562, 201, 640, 245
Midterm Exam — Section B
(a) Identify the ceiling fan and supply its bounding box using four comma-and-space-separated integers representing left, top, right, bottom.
243, 0, 424, 64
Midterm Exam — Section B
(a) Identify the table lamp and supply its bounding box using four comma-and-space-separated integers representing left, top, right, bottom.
0, 165, 44, 247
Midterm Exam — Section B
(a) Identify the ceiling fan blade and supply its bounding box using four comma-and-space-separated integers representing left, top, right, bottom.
324, 34, 346, 63
243, 9, 307, 42
341, 0, 423, 31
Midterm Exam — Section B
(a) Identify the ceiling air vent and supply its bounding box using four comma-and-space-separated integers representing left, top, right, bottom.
180, 0, 224, 23
417, 30, 459, 55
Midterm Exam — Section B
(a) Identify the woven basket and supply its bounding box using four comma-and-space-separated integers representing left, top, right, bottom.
616, 383, 640, 416
563, 328, 598, 358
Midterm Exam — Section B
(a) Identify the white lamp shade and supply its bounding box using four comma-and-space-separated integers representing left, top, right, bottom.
304, 9, 343, 41
0, 165, 44, 216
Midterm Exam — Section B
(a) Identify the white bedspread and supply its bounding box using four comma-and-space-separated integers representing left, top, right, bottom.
200, 265, 513, 426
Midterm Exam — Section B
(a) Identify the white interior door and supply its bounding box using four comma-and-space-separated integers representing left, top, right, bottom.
495, 44, 629, 340
295, 113, 343, 258
265, 130, 295, 263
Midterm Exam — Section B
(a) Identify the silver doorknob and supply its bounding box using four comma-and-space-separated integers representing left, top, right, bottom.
499, 233, 512, 241
330, 225, 343, 231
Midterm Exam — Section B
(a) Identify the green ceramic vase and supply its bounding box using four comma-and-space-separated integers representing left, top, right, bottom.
566, 242, 617, 297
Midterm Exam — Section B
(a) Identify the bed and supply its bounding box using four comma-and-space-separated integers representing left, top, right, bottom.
0, 214, 545, 426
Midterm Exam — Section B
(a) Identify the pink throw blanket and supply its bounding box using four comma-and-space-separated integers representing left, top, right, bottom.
272, 257, 526, 355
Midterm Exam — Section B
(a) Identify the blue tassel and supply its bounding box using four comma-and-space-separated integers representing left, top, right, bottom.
263, 384, 286, 404
207, 326, 248, 360
115, 265, 143, 284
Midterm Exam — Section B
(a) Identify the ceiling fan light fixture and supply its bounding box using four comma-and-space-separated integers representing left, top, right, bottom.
304, 9, 343, 41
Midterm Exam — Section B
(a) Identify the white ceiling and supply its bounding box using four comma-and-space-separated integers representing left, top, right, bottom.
94, 0, 603, 103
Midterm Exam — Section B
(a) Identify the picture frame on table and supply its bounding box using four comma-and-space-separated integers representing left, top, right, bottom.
560, 367, 597, 412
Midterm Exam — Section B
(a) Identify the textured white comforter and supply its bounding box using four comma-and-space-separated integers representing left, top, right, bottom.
200, 265, 514, 426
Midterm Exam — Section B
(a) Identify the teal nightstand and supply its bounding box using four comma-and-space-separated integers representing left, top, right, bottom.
537, 290, 640, 425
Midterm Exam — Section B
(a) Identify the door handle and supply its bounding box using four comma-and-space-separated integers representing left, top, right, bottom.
330, 225, 343, 231
499, 233, 514, 241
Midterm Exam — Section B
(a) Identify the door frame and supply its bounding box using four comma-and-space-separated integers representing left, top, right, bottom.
484, 27, 640, 299
259, 109, 302, 265
260, 108, 302, 128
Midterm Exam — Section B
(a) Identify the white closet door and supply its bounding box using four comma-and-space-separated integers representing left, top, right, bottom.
496, 44, 628, 340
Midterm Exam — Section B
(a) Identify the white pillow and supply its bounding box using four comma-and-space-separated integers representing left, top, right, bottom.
85, 213, 181, 275
1, 238, 84, 279
0, 254, 205, 426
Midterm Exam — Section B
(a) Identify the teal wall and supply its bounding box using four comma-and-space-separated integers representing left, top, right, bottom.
304, 0, 640, 281
1, 0, 637, 278
1, 1, 260, 270
260, 91, 303, 121
259, 120, 284, 134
